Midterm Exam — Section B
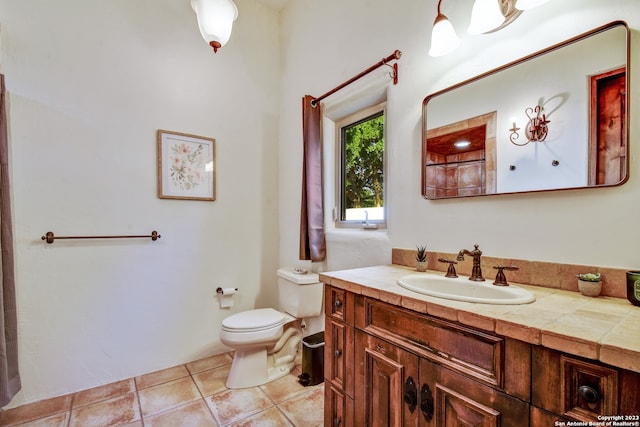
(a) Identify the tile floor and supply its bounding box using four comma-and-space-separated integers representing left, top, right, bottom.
0, 352, 324, 426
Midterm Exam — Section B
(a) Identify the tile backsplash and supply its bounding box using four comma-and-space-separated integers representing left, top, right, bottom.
392, 248, 629, 298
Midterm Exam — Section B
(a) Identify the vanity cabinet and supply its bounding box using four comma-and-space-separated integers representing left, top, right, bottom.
323, 284, 640, 427
324, 285, 530, 426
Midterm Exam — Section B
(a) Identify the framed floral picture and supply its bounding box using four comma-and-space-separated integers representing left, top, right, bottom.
157, 130, 216, 201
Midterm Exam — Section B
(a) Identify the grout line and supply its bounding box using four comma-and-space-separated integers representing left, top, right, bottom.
202, 395, 220, 426
185, 362, 220, 426
132, 374, 147, 427
65, 393, 75, 427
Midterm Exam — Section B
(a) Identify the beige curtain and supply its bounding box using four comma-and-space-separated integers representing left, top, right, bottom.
299, 95, 326, 262
0, 74, 20, 407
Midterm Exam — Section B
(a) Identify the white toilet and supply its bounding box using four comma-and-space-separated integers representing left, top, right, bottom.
219, 268, 323, 389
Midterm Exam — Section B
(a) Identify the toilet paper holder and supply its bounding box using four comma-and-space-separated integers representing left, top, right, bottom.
217, 287, 238, 294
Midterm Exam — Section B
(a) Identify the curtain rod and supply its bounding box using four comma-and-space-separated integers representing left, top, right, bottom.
310, 49, 402, 107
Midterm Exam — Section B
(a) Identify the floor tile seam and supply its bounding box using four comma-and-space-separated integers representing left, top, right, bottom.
189, 369, 209, 400
70, 379, 136, 410
220, 406, 276, 427
134, 365, 193, 392
202, 394, 229, 426
69, 390, 140, 411
255, 385, 280, 407
199, 396, 221, 426
68, 391, 143, 427
134, 388, 145, 427
4, 395, 75, 426
272, 405, 296, 427
0, 409, 65, 427
258, 386, 280, 406
224, 406, 293, 427
140, 397, 216, 425
217, 388, 279, 426
273, 384, 321, 406
185, 359, 232, 377
6, 408, 72, 427
141, 389, 204, 421
194, 361, 233, 377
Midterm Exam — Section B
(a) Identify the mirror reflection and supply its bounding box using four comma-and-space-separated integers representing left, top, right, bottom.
422, 21, 628, 199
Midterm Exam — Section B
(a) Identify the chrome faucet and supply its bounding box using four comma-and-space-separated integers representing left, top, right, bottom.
456, 244, 485, 281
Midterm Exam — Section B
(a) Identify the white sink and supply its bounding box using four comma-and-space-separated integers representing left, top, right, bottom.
396, 273, 535, 305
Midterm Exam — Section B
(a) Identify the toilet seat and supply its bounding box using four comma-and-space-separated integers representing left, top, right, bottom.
221, 308, 287, 333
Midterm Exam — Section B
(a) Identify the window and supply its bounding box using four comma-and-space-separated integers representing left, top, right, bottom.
335, 103, 386, 228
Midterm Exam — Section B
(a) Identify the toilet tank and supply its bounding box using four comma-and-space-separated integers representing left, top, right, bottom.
277, 268, 324, 318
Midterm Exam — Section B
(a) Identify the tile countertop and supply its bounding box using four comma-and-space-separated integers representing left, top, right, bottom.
319, 264, 640, 374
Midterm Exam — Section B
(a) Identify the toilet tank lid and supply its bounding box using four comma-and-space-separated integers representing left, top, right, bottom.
277, 268, 320, 285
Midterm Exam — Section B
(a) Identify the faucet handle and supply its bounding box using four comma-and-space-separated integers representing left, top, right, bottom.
492, 265, 519, 286
438, 258, 458, 278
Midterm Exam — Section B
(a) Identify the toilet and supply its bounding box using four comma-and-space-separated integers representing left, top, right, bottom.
219, 268, 323, 389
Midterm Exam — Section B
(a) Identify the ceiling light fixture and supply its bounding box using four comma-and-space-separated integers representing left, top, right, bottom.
191, 0, 238, 53
429, 0, 552, 57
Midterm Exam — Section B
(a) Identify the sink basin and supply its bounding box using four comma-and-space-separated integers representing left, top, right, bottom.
396, 274, 535, 305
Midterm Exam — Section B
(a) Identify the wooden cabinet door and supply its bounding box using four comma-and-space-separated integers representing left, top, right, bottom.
325, 382, 353, 427
325, 317, 354, 397
419, 358, 530, 427
356, 330, 420, 427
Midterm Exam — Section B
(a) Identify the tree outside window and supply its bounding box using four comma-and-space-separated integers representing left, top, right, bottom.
340, 110, 384, 222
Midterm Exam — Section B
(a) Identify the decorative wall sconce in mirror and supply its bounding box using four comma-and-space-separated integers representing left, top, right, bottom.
509, 105, 550, 146
429, 0, 552, 57
422, 21, 629, 199
191, 0, 238, 53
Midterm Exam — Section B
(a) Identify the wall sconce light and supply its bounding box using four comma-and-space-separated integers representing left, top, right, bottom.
191, 0, 238, 53
429, 0, 460, 57
509, 105, 550, 146
429, 0, 552, 57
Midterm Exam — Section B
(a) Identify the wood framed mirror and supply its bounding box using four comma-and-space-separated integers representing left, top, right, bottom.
422, 21, 629, 199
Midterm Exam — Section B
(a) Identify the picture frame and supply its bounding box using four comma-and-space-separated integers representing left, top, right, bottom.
157, 129, 216, 201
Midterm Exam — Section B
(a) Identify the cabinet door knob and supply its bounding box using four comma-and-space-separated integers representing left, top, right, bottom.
333, 417, 341, 426
334, 349, 342, 357
421, 383, 434, 421
578, 385, 600, 403
334, 300, 342, 308
404, 376, 417, 413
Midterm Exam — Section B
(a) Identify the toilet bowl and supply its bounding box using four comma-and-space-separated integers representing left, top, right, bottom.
219, 268, 323, 389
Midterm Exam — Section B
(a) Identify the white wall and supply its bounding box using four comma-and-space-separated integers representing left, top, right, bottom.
278, 0, 640, 272
0, 0, 281, 407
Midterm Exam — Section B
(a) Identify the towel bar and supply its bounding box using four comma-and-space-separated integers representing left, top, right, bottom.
41, 230, 161, 244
